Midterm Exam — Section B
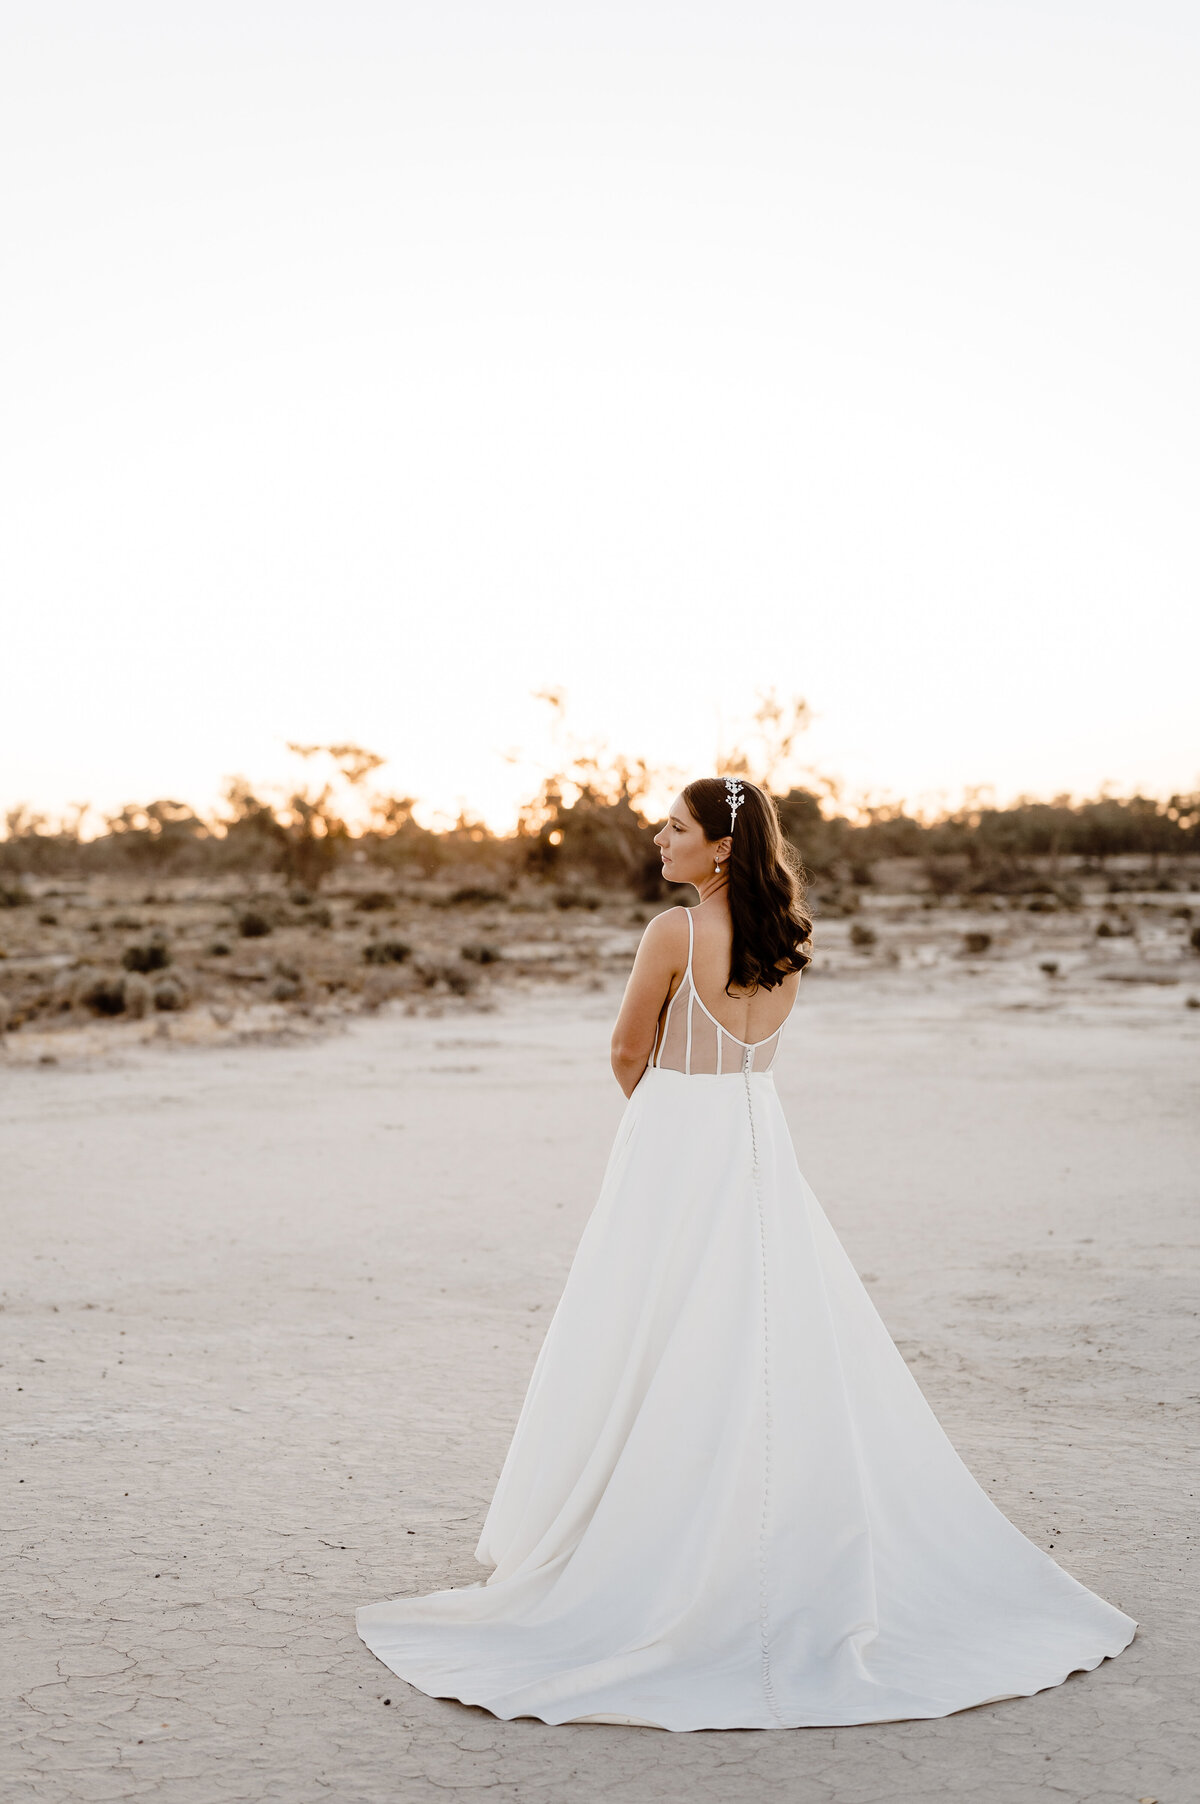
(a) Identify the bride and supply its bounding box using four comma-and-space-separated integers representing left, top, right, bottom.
356, 776, 1136, 1730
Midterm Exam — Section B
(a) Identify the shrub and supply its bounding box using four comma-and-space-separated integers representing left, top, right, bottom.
449, 885, 507, 906
410, 956, 477, 995
353, 890, 394, 912
1191, 927, 1200, 955
1026, 896, 1058, 913
554, 889, 601, 910
81, 975, 127, 1016
963, 932, 992, 955
849, 923, 877, 949
122, 937, 171, 973
38, 911, 59, 926
307, 905, 333, 929
238, 911, 272, 938
363, 939, 412, 966
0, 884, 30, 908
461, 942, 501, 964
1039, 960, 1060, 977
153, 977, 187, 1011
208, 941, 232, 956
271, 976, 302, 1002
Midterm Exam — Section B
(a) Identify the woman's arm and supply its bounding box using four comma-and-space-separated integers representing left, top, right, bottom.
609, 908, 686, 1098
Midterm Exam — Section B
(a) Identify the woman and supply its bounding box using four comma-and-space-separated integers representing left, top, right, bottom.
356, 777, 1136, 1730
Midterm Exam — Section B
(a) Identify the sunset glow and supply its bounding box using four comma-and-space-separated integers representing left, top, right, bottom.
3, 2, 1196, 834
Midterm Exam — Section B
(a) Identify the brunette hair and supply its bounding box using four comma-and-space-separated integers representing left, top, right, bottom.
681, 777, 813, 992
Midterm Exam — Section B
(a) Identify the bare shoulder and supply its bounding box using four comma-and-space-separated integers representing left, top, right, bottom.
638, 905, 690, 964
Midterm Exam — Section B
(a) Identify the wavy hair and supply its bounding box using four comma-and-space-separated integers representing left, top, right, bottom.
681, 777, 813, 991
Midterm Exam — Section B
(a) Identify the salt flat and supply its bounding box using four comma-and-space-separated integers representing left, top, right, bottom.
2, 976, 1196, 1804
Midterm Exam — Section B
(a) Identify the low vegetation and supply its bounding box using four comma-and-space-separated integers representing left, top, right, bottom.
3, 705, 1198, 1050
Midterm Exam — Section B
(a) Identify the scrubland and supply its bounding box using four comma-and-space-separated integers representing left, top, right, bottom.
2, 854, 1197, 1065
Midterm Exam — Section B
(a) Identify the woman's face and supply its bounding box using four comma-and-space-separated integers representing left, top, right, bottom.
653, 793, 724, 887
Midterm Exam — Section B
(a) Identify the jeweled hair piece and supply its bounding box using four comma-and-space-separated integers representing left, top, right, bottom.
725, 777, 745, 834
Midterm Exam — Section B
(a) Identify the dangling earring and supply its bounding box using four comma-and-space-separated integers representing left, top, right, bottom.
714, 861, 722, 874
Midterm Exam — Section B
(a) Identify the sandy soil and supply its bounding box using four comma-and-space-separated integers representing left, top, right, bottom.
2, 967, 1196, 1804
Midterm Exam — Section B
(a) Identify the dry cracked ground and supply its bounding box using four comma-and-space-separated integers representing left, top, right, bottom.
2, 973, 1196, 1804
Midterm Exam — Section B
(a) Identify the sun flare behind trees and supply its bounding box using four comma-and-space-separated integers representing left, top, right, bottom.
2, 689, 1199, 899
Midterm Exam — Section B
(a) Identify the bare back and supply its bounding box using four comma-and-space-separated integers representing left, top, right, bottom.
651, 905, 802, 1076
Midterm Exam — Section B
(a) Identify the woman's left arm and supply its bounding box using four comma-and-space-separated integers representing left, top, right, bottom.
609, 909, 684, 1098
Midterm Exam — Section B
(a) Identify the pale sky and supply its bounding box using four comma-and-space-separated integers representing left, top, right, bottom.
2, 0, 1197, 833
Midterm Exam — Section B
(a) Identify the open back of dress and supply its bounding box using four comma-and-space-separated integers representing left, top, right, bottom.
653, 905, 795, 1075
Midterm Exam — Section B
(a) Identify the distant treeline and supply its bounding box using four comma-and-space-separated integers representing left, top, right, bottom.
3, 760, 1198, 902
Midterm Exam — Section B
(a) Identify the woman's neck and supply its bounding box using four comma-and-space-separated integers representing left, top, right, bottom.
692, 873, 729, 906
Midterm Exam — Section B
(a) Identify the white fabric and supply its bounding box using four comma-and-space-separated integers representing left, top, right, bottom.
356, 962, 1136, 1730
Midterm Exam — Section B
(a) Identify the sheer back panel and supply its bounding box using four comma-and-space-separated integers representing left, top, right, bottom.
652, 908, 795, 1076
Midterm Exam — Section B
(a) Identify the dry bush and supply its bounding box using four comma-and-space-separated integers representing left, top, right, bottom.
849, 923, 877, 949
447, 884, 507, 906
363, 939, 412, 966
963, 932, 992, 955
409, 957, 478, 996
554, 888, 601, 910
79, 974, 128, 1016
121, 936, 171, 973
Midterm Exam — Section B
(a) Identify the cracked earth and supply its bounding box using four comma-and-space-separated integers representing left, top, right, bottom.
2, 980, 1196, 1802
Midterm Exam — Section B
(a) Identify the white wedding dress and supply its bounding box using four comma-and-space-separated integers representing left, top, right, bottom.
356, 908, 1136, 1730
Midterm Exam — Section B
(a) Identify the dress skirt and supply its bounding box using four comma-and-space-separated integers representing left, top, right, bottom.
355, 1064, 1136, 1730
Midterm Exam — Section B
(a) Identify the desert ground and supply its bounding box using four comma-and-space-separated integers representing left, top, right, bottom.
2, 856, 1198, 1063
2, 895, 1198, 1803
